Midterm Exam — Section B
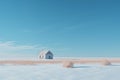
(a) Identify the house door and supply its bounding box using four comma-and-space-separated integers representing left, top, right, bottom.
48, 56, 52, 59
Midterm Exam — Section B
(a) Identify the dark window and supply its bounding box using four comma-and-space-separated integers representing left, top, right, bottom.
49, 56, 52, 59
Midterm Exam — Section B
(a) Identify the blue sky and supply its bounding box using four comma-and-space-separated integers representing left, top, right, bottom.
0, 0, 120, 58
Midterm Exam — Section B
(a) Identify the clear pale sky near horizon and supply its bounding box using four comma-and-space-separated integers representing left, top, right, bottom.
0, 0, 120, 58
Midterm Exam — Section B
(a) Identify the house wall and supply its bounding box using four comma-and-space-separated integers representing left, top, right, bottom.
45, 54, 53, 59
39, 51, 53, 59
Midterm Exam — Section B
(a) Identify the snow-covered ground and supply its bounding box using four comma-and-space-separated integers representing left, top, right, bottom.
0, 63, 120, 80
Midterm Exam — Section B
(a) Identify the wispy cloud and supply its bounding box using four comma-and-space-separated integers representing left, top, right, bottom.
0, 41, 42, 59
0, 41, 39, 50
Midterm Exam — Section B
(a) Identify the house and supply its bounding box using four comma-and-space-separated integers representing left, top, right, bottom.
39, 50, 53, 59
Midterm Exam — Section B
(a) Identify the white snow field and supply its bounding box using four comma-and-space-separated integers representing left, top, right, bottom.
0, 63, 120, 80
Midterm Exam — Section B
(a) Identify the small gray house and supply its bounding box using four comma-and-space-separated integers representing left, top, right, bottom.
39, 50, 53, 59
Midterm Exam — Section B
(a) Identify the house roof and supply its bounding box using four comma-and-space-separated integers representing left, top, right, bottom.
39, 50, 53, 56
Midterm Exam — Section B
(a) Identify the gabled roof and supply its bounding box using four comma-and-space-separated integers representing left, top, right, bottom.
39, 50, 53, 56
